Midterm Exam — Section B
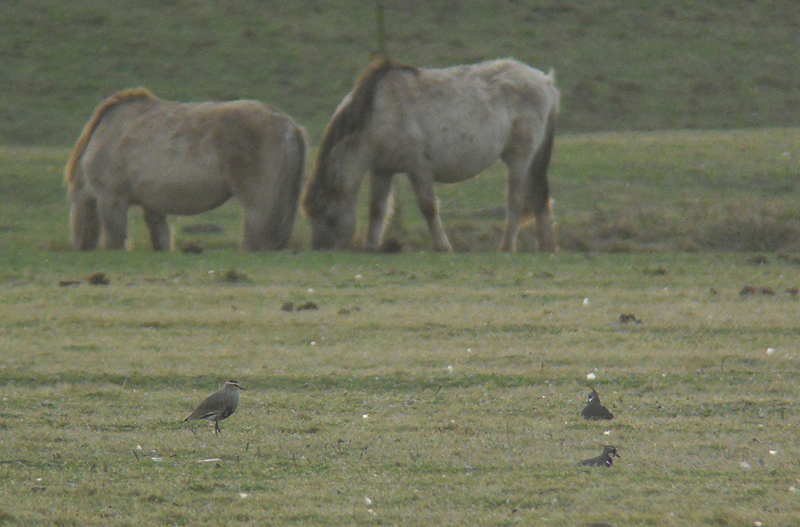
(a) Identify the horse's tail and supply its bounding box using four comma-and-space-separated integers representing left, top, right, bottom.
522, 108, 557, 220
64, 88, 156, 191
267, 122, 308, 249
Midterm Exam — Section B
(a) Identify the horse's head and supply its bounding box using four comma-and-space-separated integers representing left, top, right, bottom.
309, 214, 356, 250
304, 197, 358, 250
302, 163, 359, 250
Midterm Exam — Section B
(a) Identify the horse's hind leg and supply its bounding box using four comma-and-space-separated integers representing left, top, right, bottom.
500, 162, 526, 252
242, 205, 285, 252
501, 159, 557, 253
408, 170, 452, 252
365, 172, 394, 252
97, 197, 129, 249
533, 205, 556, 253
143, 208, 172, 251
70, 193, 101, 250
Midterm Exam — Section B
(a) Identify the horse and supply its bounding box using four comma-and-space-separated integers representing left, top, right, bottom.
301, 58, 560, 253
65, 88, 307, 252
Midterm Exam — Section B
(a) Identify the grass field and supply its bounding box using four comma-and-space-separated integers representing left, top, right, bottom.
2, 1, 800, 524
1, 127, 799, 525
2, 249, 800, 526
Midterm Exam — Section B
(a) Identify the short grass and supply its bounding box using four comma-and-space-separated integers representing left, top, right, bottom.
1, 251, 799, 526
1, 128, 800, 525
2, 0, 799, 145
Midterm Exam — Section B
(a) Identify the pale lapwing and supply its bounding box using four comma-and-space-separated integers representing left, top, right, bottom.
184, 380, 245, 434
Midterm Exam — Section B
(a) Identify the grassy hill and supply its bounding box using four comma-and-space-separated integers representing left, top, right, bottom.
2, 0, 799, 146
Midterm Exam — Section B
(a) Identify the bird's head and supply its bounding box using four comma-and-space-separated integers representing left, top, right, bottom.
224, 380, 246, 391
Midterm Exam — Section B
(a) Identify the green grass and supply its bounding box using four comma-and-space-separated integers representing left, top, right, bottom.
3, 3, 800, 521
1, 128, 800, 524
2, 0, 799, 145
1, 250, 799, 525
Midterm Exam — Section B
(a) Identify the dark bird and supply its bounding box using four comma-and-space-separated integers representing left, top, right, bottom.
581, 387, 614, 420
579, 445, 620, 467
184, 380, 245, 434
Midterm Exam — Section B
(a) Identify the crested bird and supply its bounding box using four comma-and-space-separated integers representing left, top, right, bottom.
579, 445, 620, 467
184, 380, 245, 434
581, 387, 614, 420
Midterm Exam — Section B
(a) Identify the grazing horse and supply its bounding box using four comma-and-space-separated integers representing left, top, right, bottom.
65, 88, 307, 251
302, 58, 560, 252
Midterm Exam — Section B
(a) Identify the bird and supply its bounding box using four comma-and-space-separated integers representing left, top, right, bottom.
581, 387, 614, 420
579, 445, 620, 467
184, 380, 245, 434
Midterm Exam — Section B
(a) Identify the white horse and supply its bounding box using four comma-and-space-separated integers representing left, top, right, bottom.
66, 88, 307, 251
302, 58, 560, 252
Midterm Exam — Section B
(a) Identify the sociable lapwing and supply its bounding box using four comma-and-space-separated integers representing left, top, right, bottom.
581, 387, 614, 420
184, 380, 245, 434
579, 445, 620, 467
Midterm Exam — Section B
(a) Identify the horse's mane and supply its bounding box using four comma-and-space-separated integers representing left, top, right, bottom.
308, 59, 418, 197
64, 88, 157, 186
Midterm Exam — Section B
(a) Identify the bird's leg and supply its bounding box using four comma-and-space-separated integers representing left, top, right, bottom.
214, 421, 221, 435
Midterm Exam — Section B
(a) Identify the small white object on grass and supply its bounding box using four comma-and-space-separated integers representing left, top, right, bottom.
766, 347, 775, 355
583, 297, 590, 306
586, 372, 596, 380
362, 414, 369, 420
364, 497, 373, 506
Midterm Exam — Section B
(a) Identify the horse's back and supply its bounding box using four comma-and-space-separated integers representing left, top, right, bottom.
81, 98, 301, 216
369, 59, 558, 182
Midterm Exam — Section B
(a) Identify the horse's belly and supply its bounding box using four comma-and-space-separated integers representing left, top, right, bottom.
430, 149, 497, 184
422, 122, 507, 183
132, 174, 232, 215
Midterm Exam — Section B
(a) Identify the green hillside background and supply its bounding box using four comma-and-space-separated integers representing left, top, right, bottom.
2, 0, 798, 146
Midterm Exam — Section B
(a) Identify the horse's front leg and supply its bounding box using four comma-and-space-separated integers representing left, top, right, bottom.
143, 208, 172, 251
408, 170, 452, 252
365, 172, 394, 252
